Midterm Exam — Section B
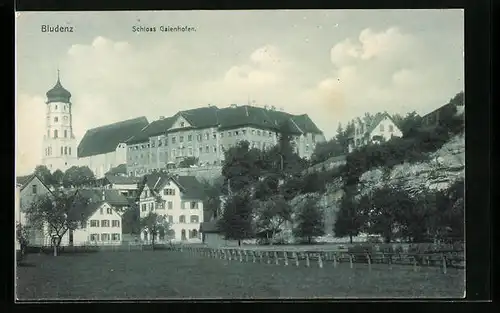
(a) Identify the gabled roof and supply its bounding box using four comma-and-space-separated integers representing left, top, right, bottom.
16, 174, 53, 194
126, 116, 177, 144
138, 172, 206, 200
74, 188, 130, 207
77, 116, 149, 157
365, 112, 399, 135
104, 173, 142, 185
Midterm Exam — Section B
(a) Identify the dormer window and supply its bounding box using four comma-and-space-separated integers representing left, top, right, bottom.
180, 122, 185, 127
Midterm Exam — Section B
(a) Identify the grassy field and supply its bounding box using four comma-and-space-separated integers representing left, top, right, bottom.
16, 250, 464, 300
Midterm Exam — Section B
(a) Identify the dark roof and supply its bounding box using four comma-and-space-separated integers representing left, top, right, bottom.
16, 174, 53, 194
75, 188, 130, 207
104, 174, 141, 185
77, 116, 149, 157
139, 172, 206, 200
106, 164, 127, 175
199, 220, 220, 233
126, 105, 323, 145
46, 75, 71, 104
126, 116, 177, 144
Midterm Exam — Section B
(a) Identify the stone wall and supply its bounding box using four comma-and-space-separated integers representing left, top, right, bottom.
169, 165, 223, 184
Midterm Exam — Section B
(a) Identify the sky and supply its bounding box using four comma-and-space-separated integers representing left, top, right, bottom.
15, 10, 464, 176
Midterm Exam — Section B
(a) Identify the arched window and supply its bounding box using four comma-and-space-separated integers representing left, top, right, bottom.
192, 229, 198, 238
64, 147, 67, 155
181, 229, 186, 240
54, 130, 58, 138
60, 147, 63, 155
179, 215, 186, 223
64, 130, 67, 138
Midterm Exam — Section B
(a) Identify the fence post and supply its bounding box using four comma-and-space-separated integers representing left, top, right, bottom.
318, 253, 323, 269
442, 254, 447, 274
366, 253, 371, 272
305, 253, 310, 267
333, 253, 338, 268
349, 254, 353, 269
284, 251, 288, 266
294, 252, 299, 267
274, 251, 279, 265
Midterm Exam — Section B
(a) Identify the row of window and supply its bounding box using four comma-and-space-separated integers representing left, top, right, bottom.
48, 129, 70, 139
140, 200, 199, 210
140, 213, 199, 224
89, 220, 121, 227
48, 116, 69, 124
44, 146, 72, 156
356, 124, 394, 135
99, 207, 114, 215
89, 233, 121, 241
49, 104, 69, 111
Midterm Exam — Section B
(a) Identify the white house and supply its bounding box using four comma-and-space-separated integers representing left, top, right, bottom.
348, 112, 403, 152
137, 171, 206, 243
17, 174, 57, 246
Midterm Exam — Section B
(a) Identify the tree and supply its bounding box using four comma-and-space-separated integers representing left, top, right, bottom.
255, 195, 292, 244
202, 178, 223, 220
334, 191, 364, 244
254, 174, 280, 201
52, 169, 64, 188
140, 212, 171, 249
217, 192, 254, 246
293, 197, 324, 244
221, 140, 262, 194
24, 190, 89, 256
179, 157, 199, 168
442, 178, 465, 241
310, 139, 344, 164
16, 222, 30, 263
122, 203, 141, 235
62, 166, 96, 188
34, 165, 53, 186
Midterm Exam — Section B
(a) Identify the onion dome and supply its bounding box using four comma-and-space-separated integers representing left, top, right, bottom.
46, 71, 72, 104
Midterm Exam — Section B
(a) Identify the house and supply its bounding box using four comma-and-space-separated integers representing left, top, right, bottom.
126, 105, 326, 176
69, 191, 124, 246
17, 174, 55, 246
137, 171, 206, 243
95, 173, 142, 199
348, 112, 403, 152
199, 220, 240, 248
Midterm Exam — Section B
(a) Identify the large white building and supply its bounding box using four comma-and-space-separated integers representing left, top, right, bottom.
76, 116, 149, 178
137, 172, 206, 243
41, 72, 78, 172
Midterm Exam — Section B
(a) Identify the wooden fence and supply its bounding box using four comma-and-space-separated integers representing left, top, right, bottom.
170, 245, 465, 275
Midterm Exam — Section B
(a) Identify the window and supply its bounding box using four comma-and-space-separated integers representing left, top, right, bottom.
101, 233, 110, 241
228, 132, 232, 137
90, 234, 99, 241
199, 147, 203, 154
54, 117, 58, 123
190, 201, 198, 209
180, 122, 185, 127
389, 125, 394, 132
31, 184, 37, 194
213, 146, 217, 153
380, 124, 385, 132
112, 220, 120, 227
168, 215, 173, 223
181, 229, 186, 240
179, 215, 186, 223
257, 130, 261, 136
235, 131, 239, 136
55, 105, 58, 110
158, 140, 163, 147
69, 147, 71, 155
64, 130, 67, 138
101, 220, 110, 227
163, 188, 175, 195
64, 147, 67, 155
168, 201, 173, 209
149, 203, 154, 211
205, 145, 209, 153
190, 215, 199, 223
164, 139, 168, 146
61, 147, 64, 155
197, 134, 202, 141
179, 136, 184, 143
268, 131, 271, 137
90, 220, 99, 227
188, 148, 193, 156
172, 149, 176, 157
107, 207, 112, 214
220, 132, 224, 138
191, 229, 198, 238
205, 133, 209, 140
141, 204, 146, 212
188, 134, 192, 141
212, 133, 217, 139
54, 130, 58, 138
305, 144, 309, 152
172, 137, 176, 144
252, 130, 256, 135
111, 233, 120, 241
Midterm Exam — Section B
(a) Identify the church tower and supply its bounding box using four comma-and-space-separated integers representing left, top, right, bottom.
41, 71, 77, 172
